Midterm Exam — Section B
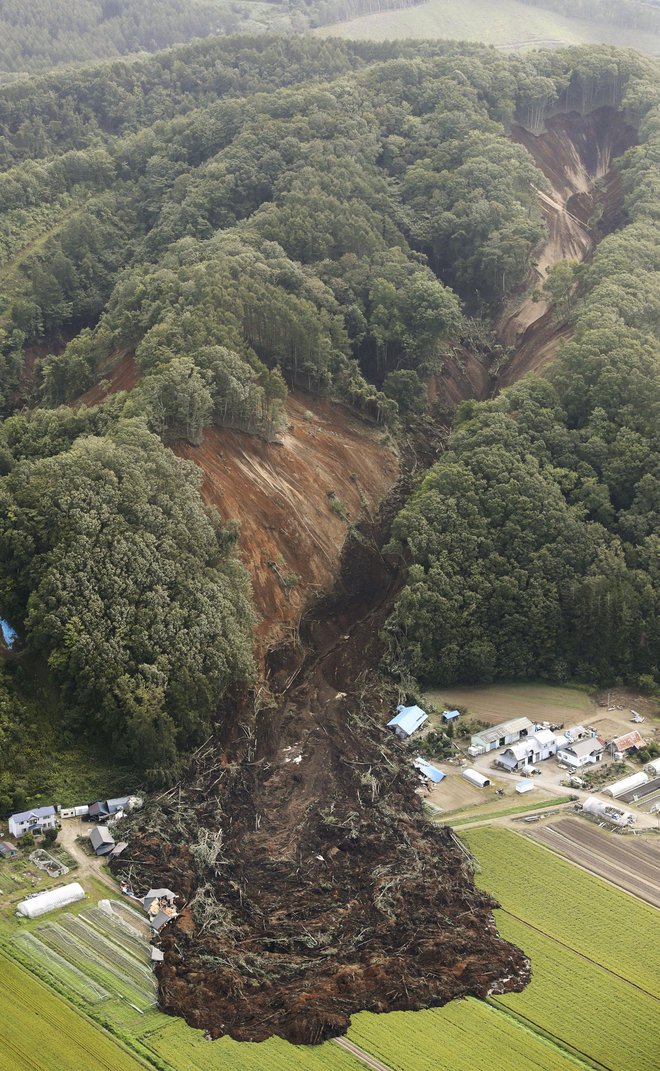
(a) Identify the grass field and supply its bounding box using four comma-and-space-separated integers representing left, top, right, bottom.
424, 680, 595, 726
316, 0, 660, 54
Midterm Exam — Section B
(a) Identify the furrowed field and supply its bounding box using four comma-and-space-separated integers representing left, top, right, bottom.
3, 827, 659, 1069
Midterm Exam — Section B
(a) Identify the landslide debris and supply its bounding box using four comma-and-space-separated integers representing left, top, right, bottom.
113, 494, 530, 1045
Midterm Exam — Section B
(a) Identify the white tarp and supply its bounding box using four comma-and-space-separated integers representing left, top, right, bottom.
17, 882, 85, 918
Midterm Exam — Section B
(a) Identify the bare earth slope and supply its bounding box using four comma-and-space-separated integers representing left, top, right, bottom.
497, 106, 636, 384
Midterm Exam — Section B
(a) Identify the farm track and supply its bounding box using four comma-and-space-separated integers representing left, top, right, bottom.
525, 818, 660, 908
334, 1036, 393, 1071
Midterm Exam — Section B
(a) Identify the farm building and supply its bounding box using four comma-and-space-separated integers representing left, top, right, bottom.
90, 826, 115, 855
9, 805, 57, 839
582, 796, 635, 827
607, 731, 645, 757
87, 795, 142, 822
413, 757, 445, 783
646, 760, 660, 777
59, 804, 90, 819
556, 737, 604, 768
442, 709, 460, 723
17, 882, 85, 918
515, 780, 535, 794
602, 771, 648, 798
498, 729, 558, 771
0, 617, 17, 649
463, 768, 491, 788
470, 717, 533, 755
0, 841, 18, 858
388, 704, 428, 740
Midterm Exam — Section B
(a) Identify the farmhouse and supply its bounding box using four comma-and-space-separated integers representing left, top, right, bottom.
87, 795, 142, 822
0, 841, 18, 858
497, 729, 558, 771
387, 704, 428, 740
90, 826, 115, 855
470, 717, 533, 755
8, 805, 57, 839
556, 737, 604, 768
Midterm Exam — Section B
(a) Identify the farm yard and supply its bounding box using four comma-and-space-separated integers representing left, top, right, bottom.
316, 0, 660, 54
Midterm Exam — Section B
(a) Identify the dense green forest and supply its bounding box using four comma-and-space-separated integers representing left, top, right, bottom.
0, 0, 424, 78
0, 35, 657, 803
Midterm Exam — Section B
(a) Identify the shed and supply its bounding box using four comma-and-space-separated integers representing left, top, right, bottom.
413, 757, 445, 783
143, 888, 177, 913
646, 760, 660, 777
0, 841, 18, 858
110, 841, 128, 857
0, 618, 17, 648
602, 771, 648, 798
387, 705, 428, 740
151, 947, 164, 962
151, 910, 173, 932
90, 826, 115, 855
442, 709, 460, 723
607, 731, 645, 755
17, 882, 85, 918
515, 780, 535, 794
462, 768, 491, 788
88, 801, 111, 821
470, 717, 533, 754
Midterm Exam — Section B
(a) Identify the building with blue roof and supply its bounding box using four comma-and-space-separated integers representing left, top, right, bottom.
442, 709, 461, 722
413, 757, 445, 783
0, 618, 18, 649
387, 704, 428, 740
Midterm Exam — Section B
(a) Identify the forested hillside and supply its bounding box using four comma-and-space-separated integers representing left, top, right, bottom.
0, 37, 658, 807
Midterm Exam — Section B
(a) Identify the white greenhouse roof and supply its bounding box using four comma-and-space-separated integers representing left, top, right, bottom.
17, 882, 85, 918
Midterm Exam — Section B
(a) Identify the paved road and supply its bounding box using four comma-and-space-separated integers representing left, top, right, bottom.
525, 817, 660, 908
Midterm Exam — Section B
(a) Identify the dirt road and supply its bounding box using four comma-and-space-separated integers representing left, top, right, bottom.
525, 818, 660, 908
334, 1036, 392, 1071
57, 819, 120, 895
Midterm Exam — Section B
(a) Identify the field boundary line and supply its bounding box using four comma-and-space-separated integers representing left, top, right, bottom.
487, 999, 613, 1071
498, 908, 659, 1002
505, 822, 660, 916
334, 1034, 394, 1071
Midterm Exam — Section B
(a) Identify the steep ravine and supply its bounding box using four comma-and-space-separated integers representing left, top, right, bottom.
111, 106, 633, 1045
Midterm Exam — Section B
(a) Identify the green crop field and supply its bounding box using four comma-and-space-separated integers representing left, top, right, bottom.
463, 826, 660, 995
348, 1001, 586, 1070
0, 951, 148, 1071
316, 0, 660, 55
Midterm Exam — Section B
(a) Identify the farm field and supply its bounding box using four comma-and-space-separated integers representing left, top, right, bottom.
526, 817, 660, 908
316, 0, 660, 54
0, 951, 147, 1071
463, 826, 660, 995
424, 681, 595, 726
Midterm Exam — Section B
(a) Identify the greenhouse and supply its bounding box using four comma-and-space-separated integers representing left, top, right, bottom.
17, 882, 85, 918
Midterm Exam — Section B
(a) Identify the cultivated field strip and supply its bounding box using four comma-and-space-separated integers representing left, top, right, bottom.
13, 931, 110, 1003
493, 915, 659, 1071
36, 917, 156, 1005
0, 952, 146, 1071
463, 827, 660, 996
526, 818, 660, 907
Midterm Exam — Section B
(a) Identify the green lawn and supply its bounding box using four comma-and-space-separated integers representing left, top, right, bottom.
316, 0, 660, 54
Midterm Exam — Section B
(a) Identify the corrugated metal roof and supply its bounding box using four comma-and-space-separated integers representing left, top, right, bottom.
443, 709, 460, 720
560, 737, 603, 758
611, 730, 645, 751
388, 705, 427, 736
472, 717, 533, 745
413, 757, 445, 783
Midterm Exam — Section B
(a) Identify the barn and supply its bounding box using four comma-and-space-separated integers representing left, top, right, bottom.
387, 704, 428, 740
470, 717, 533, 754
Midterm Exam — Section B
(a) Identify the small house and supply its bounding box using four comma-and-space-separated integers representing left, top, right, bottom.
0, 841, 18, 858
470, 717, 533, 754
442, 709, 460, 724
8, 805, 57, 839
388, 704, 428, 740
90, 825, 115, 855
556, 737, 604, 768
413, 757, 445, 783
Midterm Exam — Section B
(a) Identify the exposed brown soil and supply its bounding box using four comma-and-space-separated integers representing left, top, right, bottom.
111, 108, 635, 1049
76, 349, 139, 406
176, 394, 399, 661
497, 106, 637, 385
